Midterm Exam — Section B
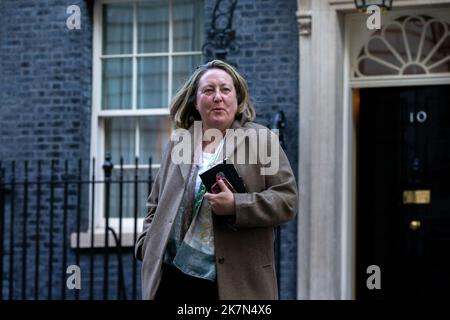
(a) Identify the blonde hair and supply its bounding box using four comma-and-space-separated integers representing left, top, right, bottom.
169, 59, 256, 129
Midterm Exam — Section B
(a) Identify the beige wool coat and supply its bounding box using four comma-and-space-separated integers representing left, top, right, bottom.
135, 117, 298, 300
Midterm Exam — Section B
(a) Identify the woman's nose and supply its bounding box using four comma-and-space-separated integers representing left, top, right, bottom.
213, 89, 223, 102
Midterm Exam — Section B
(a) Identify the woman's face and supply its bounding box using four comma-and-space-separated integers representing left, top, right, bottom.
195, 68, 238, 133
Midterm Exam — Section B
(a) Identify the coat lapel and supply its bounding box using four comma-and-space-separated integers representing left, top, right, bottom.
177, 117, 248, 183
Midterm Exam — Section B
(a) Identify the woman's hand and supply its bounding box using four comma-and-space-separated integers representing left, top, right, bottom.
204, 177, 235, 216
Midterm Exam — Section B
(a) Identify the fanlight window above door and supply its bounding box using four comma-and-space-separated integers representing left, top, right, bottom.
354, 15, 450, 77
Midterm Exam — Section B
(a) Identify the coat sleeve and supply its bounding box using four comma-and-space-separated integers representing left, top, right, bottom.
233, 130, 298, 228
134, 141, 172, 261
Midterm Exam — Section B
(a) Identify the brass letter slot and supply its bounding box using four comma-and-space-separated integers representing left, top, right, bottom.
403, 190, 431, 204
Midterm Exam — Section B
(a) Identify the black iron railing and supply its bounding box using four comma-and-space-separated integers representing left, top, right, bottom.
1, 149, 287, 300
0, 156, 153, 300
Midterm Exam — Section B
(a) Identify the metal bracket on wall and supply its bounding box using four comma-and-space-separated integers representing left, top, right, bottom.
297, 12, 312, 36
202, 0, 240, 61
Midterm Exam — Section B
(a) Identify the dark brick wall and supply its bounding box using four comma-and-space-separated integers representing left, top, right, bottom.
0, 0, 141, 300
205, 0, 299, 299
0, 0, 92, 162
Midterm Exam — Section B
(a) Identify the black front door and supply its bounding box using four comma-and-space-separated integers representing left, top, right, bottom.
356, 85, 450, 299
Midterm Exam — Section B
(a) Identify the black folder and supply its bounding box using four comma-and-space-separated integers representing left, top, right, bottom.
199, 159, 248, 193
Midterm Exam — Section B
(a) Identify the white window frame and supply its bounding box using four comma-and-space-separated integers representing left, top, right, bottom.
80, 0, 203, 246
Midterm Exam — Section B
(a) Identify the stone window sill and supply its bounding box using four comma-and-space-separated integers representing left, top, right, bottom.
70, 230, 137, 249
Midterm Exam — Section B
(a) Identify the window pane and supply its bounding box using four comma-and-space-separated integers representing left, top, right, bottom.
425, 24, 450, 72
172, 55, 203, 96
105, 117, 136, 165
102, 58, 132, 110
366, 37, 402, 68
358, 58, 398, 76
109, 168, 157, 218
173, 0, 204, 52
138, 57, 168, 109
103, 4, 133, 55
384, 24, 408, 64
139, 116, 172, 165
137, 1, 169, 53
404, 17, 424, 62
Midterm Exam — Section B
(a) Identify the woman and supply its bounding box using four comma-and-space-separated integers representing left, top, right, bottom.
135, 59, 298, 300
